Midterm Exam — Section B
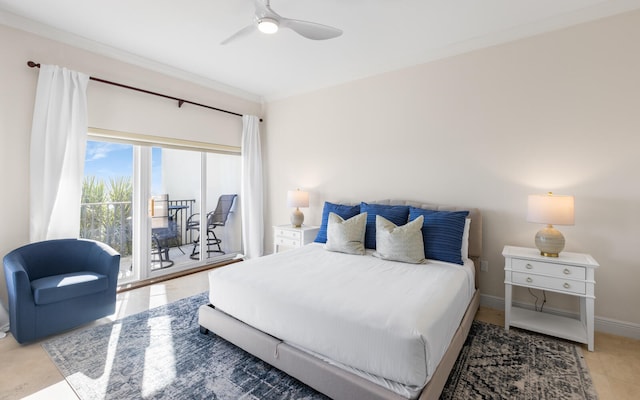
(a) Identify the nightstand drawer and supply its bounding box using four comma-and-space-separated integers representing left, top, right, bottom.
275, 229, 301, 240
512, 272, 586, 295
275, 237, 301, 247
503, 246, 599, 351
273, 225, 320, 253
512, 259, 586, 280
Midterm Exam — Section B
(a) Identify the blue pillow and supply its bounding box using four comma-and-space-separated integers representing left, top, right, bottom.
408, 207, 469, 265
314, 202, 361, 243
360, 203, 410, 249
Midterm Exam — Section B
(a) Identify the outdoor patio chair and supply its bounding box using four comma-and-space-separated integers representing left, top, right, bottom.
186, 194, 237, 260
151, 194, 183, 268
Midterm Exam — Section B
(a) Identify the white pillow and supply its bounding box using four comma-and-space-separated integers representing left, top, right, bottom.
325, 212, 367, 255
373, 215, 425, 264
461, 218, 471, 260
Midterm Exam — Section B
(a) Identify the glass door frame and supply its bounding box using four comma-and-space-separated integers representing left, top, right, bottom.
86, 129, 242, 284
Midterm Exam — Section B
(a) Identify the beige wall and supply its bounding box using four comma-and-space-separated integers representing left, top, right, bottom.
2, 10, 639, 332
264, 10, 640, 329
0, 24, 261, 304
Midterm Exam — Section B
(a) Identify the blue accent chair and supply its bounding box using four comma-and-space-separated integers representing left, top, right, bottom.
3, 238, 120, 344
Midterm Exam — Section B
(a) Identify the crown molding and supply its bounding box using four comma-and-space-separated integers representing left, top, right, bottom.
0, 10, 263, 104
3, 1, 640, 104
420, 0, 640, 63
263, 0, 640, 102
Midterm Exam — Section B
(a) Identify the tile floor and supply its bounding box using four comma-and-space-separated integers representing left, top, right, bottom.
1, 271, 638, 399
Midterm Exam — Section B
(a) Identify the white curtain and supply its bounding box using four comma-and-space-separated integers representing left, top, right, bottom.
30, 65, 89, 242
241, 115, 264, 259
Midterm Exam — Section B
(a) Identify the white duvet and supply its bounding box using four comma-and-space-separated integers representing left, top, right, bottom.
208, 243, 474, 392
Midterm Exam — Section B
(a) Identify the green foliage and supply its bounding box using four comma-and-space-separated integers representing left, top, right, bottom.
109, 177, 132, 203
80, 176, 133, 256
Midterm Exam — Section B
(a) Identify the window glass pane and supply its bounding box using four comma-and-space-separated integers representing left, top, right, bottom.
205, 153, 242, 255
81, 140, 133, 280
151, 147, 199, 270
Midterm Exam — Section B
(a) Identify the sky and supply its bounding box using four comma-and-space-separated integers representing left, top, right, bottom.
84, 141, 162, 193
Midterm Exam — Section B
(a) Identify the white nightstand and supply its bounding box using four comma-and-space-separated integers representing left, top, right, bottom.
503, 245, 599, 351
273, 225, 320, 253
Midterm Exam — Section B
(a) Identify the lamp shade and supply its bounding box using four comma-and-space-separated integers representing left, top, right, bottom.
527, 193, 574, 226
287, 190, 309, 208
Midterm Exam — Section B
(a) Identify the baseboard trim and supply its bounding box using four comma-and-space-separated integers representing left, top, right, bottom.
480, 293, 640, 340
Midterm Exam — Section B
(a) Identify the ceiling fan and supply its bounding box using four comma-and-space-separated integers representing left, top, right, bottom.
221, 0, 343, 45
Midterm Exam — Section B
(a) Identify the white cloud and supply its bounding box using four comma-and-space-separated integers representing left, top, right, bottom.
85, 141, 128, 162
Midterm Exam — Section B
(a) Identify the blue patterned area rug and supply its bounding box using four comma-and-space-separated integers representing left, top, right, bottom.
43, 292, 326, 400
43, 292, 597, 400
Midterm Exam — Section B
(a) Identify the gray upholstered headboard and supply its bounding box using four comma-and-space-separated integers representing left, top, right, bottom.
327, 199, 483, 288
370, 199, 482, 260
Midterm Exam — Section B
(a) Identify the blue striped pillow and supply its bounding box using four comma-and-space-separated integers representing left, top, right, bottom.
409, 207, 469, 265
314, 202, 361, 243
360, 203, 410, 249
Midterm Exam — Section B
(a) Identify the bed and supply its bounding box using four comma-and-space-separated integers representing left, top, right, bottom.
198, 200, 482, 400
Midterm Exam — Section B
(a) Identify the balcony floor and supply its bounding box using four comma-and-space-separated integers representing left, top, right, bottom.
118, 243, 230, 281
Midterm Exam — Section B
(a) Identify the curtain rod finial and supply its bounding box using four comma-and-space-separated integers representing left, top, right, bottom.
27, 61, 40, 68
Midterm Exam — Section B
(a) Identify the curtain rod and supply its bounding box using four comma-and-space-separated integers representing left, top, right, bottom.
27, 61, 261, 122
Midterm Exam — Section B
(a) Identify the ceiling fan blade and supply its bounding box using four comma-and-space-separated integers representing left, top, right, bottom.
253, 0, 278, 18
220, 24, 256, 45
280, 18, 343, 40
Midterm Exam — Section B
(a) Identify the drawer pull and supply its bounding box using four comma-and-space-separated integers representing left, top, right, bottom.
526, 277, 533, 283
563, 268, 571, 275
563, 282, 570, 289
525, 263, 533, 269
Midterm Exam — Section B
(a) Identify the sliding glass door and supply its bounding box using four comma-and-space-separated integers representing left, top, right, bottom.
205, 152, 242, 254
81, 141, 135, 280
149, 146, 200, 272
81, 138, 241, 284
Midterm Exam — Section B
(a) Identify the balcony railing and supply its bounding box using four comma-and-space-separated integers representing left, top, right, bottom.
168, 199, 198, 247
80, 199, 196, 257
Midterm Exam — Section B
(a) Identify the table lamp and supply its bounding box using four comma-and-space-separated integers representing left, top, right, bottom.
527, 192, 574, 257
287, 189, 309, 227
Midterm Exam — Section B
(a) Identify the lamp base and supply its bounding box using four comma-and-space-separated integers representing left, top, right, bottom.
534, 224, 565, 257
291, 208, 304, 228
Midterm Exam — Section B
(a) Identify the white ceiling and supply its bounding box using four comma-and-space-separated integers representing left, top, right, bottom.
1, 0, 639, 101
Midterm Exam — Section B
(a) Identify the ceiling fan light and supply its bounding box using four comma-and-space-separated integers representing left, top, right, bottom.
258, 17, 279, 34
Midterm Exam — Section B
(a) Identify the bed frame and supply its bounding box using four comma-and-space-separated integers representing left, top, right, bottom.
199, 200, 482, 400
